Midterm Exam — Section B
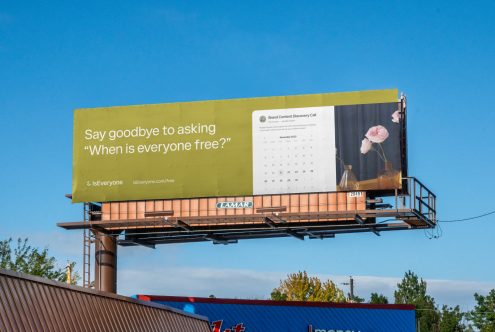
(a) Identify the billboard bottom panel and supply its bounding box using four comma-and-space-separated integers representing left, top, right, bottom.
100, 191, 367, 222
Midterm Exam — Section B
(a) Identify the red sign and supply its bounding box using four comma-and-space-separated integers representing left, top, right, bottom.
211, 320, 246, 332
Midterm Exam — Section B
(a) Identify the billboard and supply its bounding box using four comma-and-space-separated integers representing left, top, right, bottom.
73, 89, 404, 203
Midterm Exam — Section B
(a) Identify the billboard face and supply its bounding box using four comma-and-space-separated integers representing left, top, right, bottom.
73, 89, 403, 203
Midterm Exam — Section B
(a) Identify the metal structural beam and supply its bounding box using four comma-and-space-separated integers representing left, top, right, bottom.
308, 233, 335, 240
205, 234, 238, 245
127, 238, 156, 249
355, 215, 365, 225
58, 177, 437, 250
286, 229, 305, 241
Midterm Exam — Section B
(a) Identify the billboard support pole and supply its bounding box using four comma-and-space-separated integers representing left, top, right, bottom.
94, 231, 117, 293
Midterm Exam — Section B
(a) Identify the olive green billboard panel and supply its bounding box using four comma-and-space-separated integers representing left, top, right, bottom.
72, 89, 401, 203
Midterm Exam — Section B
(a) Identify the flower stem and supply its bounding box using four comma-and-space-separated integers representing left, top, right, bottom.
371, 147, 386, 162
335, 151, 346, 169
378, 143, 388, 162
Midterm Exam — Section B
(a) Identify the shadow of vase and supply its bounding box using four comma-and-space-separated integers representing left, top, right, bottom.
377, 161, 401, 189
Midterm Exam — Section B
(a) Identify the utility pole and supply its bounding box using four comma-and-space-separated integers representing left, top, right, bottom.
350, 276, 354, 301
342, 276, 355, 302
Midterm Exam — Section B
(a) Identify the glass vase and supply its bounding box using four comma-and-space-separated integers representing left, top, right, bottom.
339, 165, 359, 190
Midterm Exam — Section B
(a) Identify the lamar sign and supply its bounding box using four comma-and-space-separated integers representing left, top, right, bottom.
216, 201, 253, 209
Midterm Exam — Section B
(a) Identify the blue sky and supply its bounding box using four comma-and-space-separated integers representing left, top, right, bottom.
1, 1, 494, 309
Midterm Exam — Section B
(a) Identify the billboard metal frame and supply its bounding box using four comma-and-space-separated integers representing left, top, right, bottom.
59, 177, 436, 247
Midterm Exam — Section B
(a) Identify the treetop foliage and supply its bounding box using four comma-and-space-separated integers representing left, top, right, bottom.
467, 289, 495, 331
271, 271, 346, 303
271, 270, 495, 331
370, 292, 389, 304
0, 238, 78, 284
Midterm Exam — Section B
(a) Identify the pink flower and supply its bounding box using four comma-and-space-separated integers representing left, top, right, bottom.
360, 138, 372, 154
365, 125, 389, 143
392, 110, 401, 123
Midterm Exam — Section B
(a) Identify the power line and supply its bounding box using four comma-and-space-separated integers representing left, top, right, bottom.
415, 308, 495, 315
438, 210, 495, 223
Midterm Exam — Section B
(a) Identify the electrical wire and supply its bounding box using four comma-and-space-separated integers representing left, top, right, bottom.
438, 209, 495, 223
424, 221, 442, 240
425, 209, 495, 239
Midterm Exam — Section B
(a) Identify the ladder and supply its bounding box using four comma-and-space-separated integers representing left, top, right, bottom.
82, 203, 92, 288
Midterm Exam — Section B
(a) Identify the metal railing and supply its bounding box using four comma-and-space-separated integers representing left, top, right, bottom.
394, 177, 436, 226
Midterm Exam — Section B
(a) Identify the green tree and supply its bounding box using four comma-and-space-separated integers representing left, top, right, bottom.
349, 295, 365, 303
271, 271, 346, 302
467, 289, 495, 331
439, 305, 465, 332
370, 292, 389, 304
0, 238, 79, 284
394, 270, 439, 332
270, 289, 287, 301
